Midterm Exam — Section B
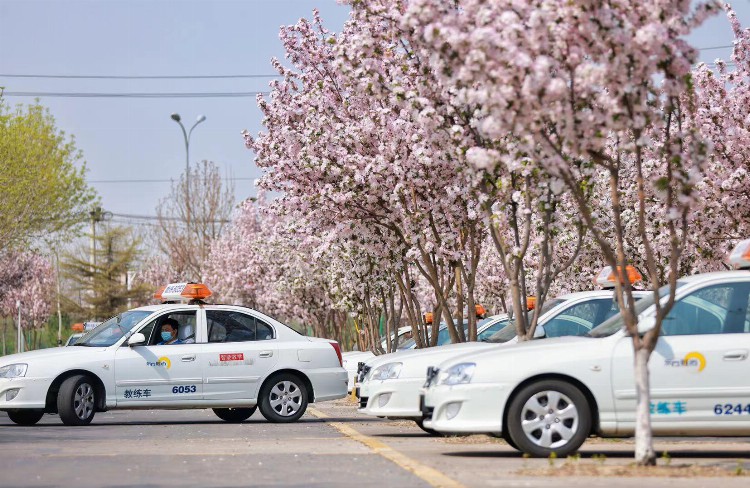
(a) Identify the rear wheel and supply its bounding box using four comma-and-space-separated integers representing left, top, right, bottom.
57, 375, 97, 426
506, 380, 591, 457
7, 410, 44, 426
258, 374, 308, 423
213, 407, 257, 423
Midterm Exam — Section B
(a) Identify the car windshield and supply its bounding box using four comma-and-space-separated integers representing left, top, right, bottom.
74, 311, 152, 347
587, 284, 684, 338
398, 316, 497, 349
481, 297, 567, 343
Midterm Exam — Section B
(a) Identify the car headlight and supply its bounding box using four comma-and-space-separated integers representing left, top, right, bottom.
438, 363, 475, 386
0, 363, 28, 378
370, 362, 402, 381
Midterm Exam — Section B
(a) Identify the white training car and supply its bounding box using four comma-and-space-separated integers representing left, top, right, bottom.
358, 289, 647, 430
342, 326, 413, 392
0, 283, 347, 426
421, 241, 750, 456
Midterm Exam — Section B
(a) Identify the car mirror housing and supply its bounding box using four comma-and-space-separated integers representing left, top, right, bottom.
533, 325, 545, 338
128, 333, 146, 347
636, 315, 656, 335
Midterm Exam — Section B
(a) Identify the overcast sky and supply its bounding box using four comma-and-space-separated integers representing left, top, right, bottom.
1, 0, 749, 227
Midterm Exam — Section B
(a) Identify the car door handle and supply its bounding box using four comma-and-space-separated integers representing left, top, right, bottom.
723, 350, 748, 361
181, 355, 196, 362
259, 351, 273, 358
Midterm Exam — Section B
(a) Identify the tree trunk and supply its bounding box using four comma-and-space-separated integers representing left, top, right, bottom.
633, 346, 656, 466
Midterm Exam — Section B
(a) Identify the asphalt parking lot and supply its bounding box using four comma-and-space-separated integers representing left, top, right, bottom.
1, 398, 749, 488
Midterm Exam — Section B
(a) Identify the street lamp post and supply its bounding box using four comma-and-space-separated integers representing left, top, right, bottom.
170, 113, 207, 231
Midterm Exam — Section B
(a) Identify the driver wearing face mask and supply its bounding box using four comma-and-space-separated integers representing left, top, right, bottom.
157, 318, 183, 345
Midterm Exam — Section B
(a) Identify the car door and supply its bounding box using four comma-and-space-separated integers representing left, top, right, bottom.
114, 309, 204, 403
611, 281, 750, 433
201, 308, 279, 401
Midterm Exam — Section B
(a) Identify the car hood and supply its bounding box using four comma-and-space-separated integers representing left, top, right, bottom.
363, 341, 494, 371
436, 335, 600, 371
0, 346, 109, 366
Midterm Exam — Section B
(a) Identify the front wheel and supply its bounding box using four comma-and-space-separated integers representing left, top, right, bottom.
213, 407, 257, 423
7, 410, 44, 426
57, 375, 97, 426
506, 380, 591, 457
258, 374, 308, 423
414, 418, 442, 436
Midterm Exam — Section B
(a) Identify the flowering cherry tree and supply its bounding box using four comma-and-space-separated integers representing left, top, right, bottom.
691, 5, 750, 266
408, 0, 717, 464
0, 251, 55, 350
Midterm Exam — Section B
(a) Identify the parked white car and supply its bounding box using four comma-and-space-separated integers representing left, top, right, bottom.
342, 326, 413, 392
358, 290, 647, 431
421, 242, 750, 456
0, 283, 347, 426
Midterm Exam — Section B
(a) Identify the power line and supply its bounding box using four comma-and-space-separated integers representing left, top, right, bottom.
88, 177, 256, 184
698, 44, 734, 51
110, 212, 230, 224
2, 91, 270, 98
0, 73, 280, 80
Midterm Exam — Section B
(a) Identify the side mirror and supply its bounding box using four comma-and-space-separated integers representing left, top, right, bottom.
128, 333, 146, 347
533, 325, 546, 339
636, 315, 657, 335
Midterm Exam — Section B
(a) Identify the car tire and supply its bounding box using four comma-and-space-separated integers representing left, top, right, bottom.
414, 418, 442, 436
57, 375, 97, 426
258, 373, 308, 423
7, 410, 44, 426
213, 407, 257, 423
501, 431, 519, 450
506, 380, 591, 457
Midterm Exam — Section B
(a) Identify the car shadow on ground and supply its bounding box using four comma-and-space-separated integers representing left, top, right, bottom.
441, 450, 750, 459
374, 432, 434, 438
0, 416, 372, 429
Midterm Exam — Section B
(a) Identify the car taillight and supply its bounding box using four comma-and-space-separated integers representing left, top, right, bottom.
329, 342, 342, 367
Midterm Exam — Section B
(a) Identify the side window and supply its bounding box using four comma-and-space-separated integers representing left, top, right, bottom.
543, 299, 610, 338
662, 283, 750, 336
478, 319, 509, 341
206, 310, 275, 343
141, 311, 197, 345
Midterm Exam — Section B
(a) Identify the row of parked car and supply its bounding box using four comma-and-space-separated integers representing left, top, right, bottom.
346, 239, 750, 456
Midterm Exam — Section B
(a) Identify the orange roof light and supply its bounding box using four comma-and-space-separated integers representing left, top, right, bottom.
475, 304, 487, 317
158, 282, 213, 302
423, 312, 433, 325
181, 283, 212, 300
71, 323, 84, 332
594, 265, 643, 289
728, 239, 750, 270
153, 285, 166, 300
526, 296, 537, 310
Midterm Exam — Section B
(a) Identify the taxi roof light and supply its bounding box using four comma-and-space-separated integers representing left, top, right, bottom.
156, 282, 213, 303
728, 239, 750, 270
594, 265, 642, 289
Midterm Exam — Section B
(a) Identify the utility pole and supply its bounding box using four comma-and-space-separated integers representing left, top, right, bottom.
90, 206, 103, 273
56, 250, 63, 346
88, 206, 111, 320
16, 300, 22, 354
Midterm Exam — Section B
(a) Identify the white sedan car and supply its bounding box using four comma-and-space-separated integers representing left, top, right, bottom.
0, 283, 347, 426
342, 326, 413, 392
358, 290, 646, 430
421, 265, 750, 456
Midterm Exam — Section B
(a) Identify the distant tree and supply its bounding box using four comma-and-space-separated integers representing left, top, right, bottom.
0, 100, 97, 252
155, 160, 235, 281
0, 251, 55, 353
62, 226, 150, 320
